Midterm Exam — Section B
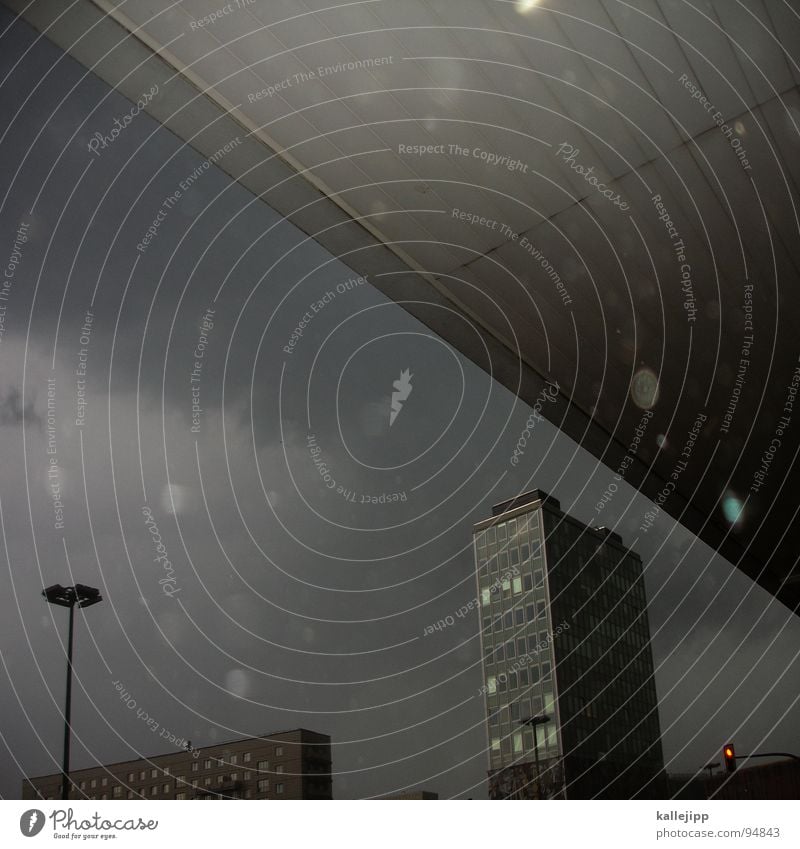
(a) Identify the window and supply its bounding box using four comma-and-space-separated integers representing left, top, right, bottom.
101, 794, 107, 800
514, 608, 524, 626
191, 762, 199, 772
204, 760, 212, 769
506, 640, 515, 659
127, 791, 134, 799
101, 777, 108, 787
204, 778, 211, 787
257, 779, 269, 793
257, 760, 269, 771
113, 786, 122, 798
91, 779, 97, 789
502, 611, 512, 630
231, 772, 239, 781
243, 752, 251, 763
276, 783, 284, 794
244, 771, 251, 781
150, 786, 157, 796
525, 604, 534, 622
517, 637, 526, 656
164, 767, 170, 775
512, 576, 522, 594
127, 773, 135, 782
230, 755, 238, 765
163, 783, 170, 793
487, 676, 497, 695
151, 769, 157, 779
481, 588, 491, 606
139, 771, 146, 781
176, 792, 187, 800
275, 765, 284, 774
191, 780, 198, 788
275, 747, 283, 757
80, 781, 86, 790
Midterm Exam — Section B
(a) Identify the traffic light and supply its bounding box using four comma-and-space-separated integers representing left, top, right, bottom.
723, 743, 737, 773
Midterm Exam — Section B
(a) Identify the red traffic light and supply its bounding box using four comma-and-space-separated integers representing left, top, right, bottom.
723, 743, 737, 772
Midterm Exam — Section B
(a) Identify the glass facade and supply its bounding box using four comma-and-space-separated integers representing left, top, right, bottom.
474, 490, 665, 799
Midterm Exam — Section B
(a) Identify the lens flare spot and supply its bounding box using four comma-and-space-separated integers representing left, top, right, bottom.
631, 368, 660, 410
722, 493, 744, 525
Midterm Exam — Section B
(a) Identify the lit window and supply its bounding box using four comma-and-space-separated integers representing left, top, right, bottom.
513, 731, 523, 754
276, 783, 284, 794
275, 747, 283, 757
512, 577, 522, 594
243, 752, 251, 763
481, 588, 490, 606
491, 737, 500, 751
487, 676, 496, 694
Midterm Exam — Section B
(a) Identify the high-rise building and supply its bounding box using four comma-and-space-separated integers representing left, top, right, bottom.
22, 728, 332, 800
473, 489, 665, 799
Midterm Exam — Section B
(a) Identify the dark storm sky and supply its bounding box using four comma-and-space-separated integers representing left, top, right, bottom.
0, 5, 798, 800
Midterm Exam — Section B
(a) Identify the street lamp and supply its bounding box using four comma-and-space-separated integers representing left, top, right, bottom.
519, 714, 550, 798
42, 584, 102, 800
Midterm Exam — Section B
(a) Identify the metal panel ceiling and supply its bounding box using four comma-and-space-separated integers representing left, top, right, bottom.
7, 0, 800, 612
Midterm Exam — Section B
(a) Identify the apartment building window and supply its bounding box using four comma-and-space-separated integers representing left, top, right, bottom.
191, 780, 198, 788
164, 767, 170, 775
204, 778, 211, 787
79, 781, 86, 791
127, 773, 135, 782
101, 794, 108, 800
150, 786, 157, 796
101, 777, 108, 787
90, 779, 97, 789
276, 783, 284, 794
176, 793, 187, 800
204, 760, 212, 770
191, 763, 199, 772
257, 760, 268, 771
257, 779, 269, 793
243, 752, 251, 763
163, 783, 171, 793
244, 771, 252, 781
231, 772, 239, 781
230, 755, 237, 765
127, 791, 134, 799
275, 747, 283, 757
113, 786, 122, 798
275, 765, 284, 774
150, 769, 158, 779
139, 771, 146, 781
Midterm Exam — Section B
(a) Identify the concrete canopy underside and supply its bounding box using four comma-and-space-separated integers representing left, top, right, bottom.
8, 0, 800, 612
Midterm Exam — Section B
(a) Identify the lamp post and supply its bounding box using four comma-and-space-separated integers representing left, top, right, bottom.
519, 714, 550, 798
42, 584, 102, 800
